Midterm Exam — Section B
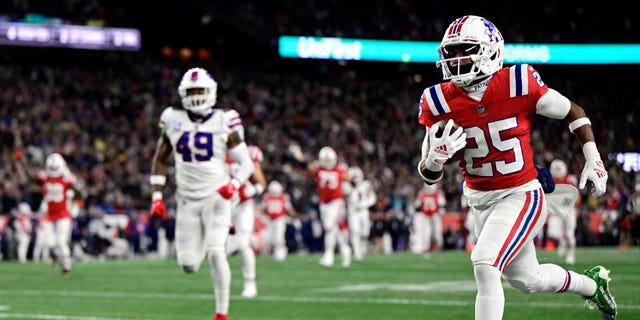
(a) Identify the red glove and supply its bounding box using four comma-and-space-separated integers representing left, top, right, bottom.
217, 179, 240, 200
151, 199, 166, 219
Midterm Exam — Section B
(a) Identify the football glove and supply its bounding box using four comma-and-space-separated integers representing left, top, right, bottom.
14, 148, 24, 162
151, 199, 167, 219
579, 159, 608, 197
217, 179, 240, 200
425, 120, 467, 169
536, 166, 556, 193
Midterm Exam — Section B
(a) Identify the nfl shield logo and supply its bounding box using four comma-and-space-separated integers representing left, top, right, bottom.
477, 105, 486, 114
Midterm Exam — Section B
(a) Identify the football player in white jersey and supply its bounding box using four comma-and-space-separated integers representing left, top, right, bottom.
150, 67, 254, 320
226, 144, 266, 298
546, 159, 580, 265
417, 16, 616, 320
344, 166, 376, 261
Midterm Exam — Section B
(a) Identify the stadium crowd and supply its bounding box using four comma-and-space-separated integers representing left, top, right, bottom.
0, 0, 639, 261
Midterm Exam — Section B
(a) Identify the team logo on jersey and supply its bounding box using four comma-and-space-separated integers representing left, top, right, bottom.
476, 105, 486, 114
173, 120, 182, 132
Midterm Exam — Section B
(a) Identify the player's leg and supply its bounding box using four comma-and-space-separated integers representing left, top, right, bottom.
565, 210, 577, 265
203, 195, 232, 318
52, 218, 73, 274
412, 214, 426, 254
334, 201, 351, 267
234, 200, 257, 297
348, 211, 363, 260
360, 212, 371, 259
319, 202, 337, 266
272, 217, 288, 261
175, 197, 206, 273
432, 214, 444, 252
471, 188, 545, 320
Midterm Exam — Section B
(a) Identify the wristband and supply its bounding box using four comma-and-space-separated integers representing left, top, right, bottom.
582, 141, 601, 161
568, 117, 591, 133
152, 191, 163, 201
150, 175, 166, 186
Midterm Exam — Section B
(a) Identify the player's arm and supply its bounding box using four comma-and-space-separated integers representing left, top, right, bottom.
217, 131, 255, 200
285, 198, 297, 218
250, 159, 267, 196
537, 89, 607, 196
149, 133, 173, 218
13, 150, 38, 183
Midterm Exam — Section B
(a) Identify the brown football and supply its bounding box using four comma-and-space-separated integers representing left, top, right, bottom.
432, 119, 465, 164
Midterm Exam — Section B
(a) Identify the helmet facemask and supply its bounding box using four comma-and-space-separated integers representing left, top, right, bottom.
46, 153, 67, 178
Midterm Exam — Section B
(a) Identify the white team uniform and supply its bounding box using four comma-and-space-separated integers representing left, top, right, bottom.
159, 106, 243, 269
346, 180, 376, 261
546, 184, 579, 264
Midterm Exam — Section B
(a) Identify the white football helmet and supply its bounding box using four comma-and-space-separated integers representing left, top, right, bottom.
318, 146, 337, 170
550, 159, 568, 179
348, 166, 364, 184
267, 180, 283, 196
436, 15, 504, 87
45, 153, 67, 178
178, 67, 218, 116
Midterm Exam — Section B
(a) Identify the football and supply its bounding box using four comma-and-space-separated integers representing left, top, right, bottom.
432, 119, 465, 164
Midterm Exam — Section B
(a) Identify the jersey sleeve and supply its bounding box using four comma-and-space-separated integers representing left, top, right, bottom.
158, 107, 174, 132
224, 109, 245, 140
521, 64, 549, 113
417, 88, 437, 127
249, 145, 264, 163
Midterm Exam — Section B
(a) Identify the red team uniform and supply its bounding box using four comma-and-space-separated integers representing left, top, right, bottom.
37, 171, 76, 222
419, 64, 543, 191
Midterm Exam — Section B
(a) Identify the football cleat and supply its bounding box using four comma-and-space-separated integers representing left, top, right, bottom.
213, 313, 228, 320
583, 266, 617, 320
319, 255, 334, 267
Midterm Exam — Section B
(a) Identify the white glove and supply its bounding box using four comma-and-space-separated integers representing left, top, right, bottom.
579, 159, 607, 197
424, 120, 467, 170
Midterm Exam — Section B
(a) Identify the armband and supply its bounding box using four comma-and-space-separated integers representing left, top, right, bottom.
568, 117, 591, 133
150, 175, 166, 186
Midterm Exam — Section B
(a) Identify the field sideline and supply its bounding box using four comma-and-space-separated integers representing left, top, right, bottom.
0, 248, 638, 320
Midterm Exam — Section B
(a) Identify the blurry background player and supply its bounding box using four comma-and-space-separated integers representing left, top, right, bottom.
416, 15, 616, 320
546, 159, 580, 264
226, 143, 267, 298
149, 67, 254, 320
258, 180, 297, 262
12, 202, 33, 263
412, 183, 445, 257
343, 166, 376, 262
293, 146, 352, 268
15, 152, 81, 276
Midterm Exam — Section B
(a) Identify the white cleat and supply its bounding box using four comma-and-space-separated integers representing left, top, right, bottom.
319, 256, 334, 267
241, 285, 257, 298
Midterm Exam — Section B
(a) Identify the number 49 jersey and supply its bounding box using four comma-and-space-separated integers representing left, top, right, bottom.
418, 64, 549, 191
159, 106, 244, 199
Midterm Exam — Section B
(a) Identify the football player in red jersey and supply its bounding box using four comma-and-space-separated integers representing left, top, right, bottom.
293, 145, 352, 267
258, 180, 297, 262
546, 159, 580, 265
416, 15, 615, 320
412, 182, 445, 257
15, 152, 81, 276
226, 144, 267, 298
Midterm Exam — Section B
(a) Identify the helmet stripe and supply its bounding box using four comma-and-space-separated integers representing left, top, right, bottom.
449, 15, 470, 35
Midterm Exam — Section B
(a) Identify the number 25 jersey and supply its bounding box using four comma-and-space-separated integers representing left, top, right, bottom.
418, 64, 549, 191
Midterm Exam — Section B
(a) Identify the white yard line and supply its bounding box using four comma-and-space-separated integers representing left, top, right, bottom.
0, 289, 638, 310
0, 314, 161, 320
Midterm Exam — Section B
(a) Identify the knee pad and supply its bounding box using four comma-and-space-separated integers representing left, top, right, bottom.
470, 241, 499, 266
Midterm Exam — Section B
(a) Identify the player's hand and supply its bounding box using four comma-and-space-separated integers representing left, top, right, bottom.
239, 183, 256, 199
579, 159, 607, 197
217, 179, 240, 200
151, 199, 167, 219
426, 120, 467, 167
536, 166, 556, 193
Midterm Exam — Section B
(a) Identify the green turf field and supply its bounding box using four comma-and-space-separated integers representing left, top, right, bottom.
0, 248, 638, 319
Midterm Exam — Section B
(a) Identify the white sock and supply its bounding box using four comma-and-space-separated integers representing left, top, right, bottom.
208, 251, 231, 314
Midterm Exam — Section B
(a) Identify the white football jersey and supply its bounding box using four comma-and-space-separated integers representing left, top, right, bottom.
159, 107, 244, 199
347, 180, 376, 214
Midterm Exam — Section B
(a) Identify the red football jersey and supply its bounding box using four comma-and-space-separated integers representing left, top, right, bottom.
419, 64, 548, 191
262, 194, 291, 220
417, 190, 445, 216
37, 171, 76, 221
314, 162, 348, 203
